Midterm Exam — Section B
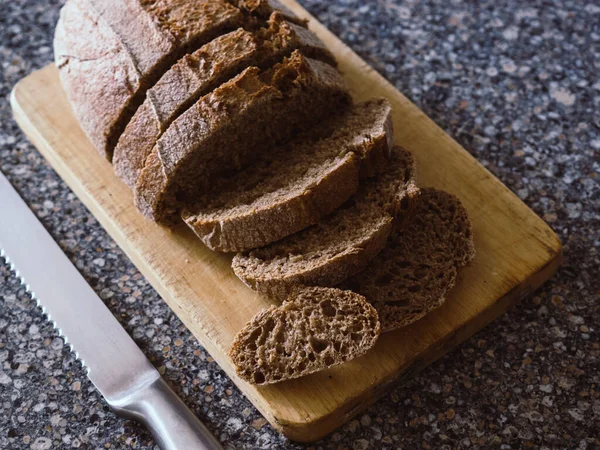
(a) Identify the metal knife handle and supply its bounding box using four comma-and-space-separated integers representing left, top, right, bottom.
110, 377, 223, 450
0, 171, 222, 450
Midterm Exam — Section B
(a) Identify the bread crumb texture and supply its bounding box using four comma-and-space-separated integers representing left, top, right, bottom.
229, 287, 380, 384
347, 188, 476, 332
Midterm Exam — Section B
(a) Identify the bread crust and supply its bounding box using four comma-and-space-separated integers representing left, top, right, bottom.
54, 0, 143, 159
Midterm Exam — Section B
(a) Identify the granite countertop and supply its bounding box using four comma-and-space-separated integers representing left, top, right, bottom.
1, 0, 598, 448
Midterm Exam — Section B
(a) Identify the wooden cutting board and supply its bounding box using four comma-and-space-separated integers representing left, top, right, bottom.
10, 0, 561, 442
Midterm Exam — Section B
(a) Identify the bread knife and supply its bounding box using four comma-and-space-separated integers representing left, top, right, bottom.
0, 171, 223, 450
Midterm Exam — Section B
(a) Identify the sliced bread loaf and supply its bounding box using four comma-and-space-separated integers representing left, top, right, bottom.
114, 13, 334, 188
135, 51, 351, 225
345, 188, 475, 332
229, 287, 380, 385
182, 99, 393, 252
55, 0, 245, 159
232, 148, 419, 301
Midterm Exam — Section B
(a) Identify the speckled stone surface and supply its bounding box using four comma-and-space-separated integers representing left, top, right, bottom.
1, 0, 598, 448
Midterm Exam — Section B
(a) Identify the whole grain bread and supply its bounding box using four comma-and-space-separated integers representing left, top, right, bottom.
55, 0, 245, 159
135, 51, 351, 225
182, 99, 393, 252
229, 287, 380, 385
114, 13, 334, 188
232, 148, 419, 301
345, 188, 475, 332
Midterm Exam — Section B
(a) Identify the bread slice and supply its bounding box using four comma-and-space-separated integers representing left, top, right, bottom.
345, 188, 475, 332
232, 148, 419, 301
114, 13, 334, 188
182, 99, 394, 252
135, 51, 351, 225
55, 0, 245, 159
229, 287, 380, 385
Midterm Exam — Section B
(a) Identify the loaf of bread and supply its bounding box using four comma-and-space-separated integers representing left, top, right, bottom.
182, 99, 393, 252
55, 0, 476, 385
232, 147, 419, 301
229, 287, 380, 384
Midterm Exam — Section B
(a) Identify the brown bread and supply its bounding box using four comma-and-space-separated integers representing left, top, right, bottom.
346, 188, 475, 332
114, 13, 334, 188
54, 0, 143, 159
54, 0, 245, 159
135, 51, 351, 226
232, 148, 419, 301
229, 287, 380, 385
182, 99, 394, 252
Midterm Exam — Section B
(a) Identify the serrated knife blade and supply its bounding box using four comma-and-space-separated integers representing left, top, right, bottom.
0, 171, 222, 450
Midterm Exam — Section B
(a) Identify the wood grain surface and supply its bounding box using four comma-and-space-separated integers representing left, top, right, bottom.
10, 0, 561, 442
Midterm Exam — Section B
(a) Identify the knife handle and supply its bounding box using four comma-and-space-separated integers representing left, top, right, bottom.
110, 377, 223, 450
